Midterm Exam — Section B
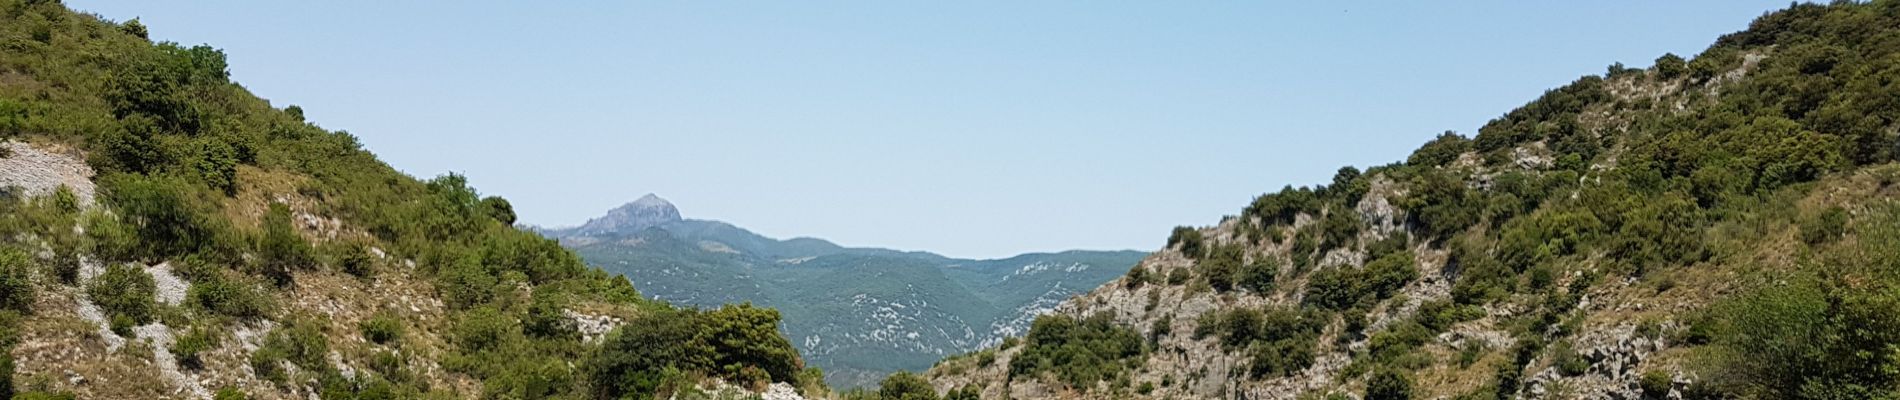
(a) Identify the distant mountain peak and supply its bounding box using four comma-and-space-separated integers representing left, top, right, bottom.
630, 193, 671, 207
576, 193, 682, 235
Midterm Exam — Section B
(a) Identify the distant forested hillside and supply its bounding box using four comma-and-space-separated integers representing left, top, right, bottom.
544, 201, 1143, 389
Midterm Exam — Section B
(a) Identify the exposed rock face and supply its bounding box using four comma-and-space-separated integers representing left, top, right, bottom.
0, 140, 95, 206
575, 194, 683, 236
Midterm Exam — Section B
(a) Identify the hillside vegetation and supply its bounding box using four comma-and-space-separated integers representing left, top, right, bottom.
546, 204, 1144, 390
921, 2, 1900, 399
0, 1, 814, 399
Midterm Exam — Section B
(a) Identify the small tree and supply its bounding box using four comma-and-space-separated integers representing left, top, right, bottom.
1654, 53, 1689, 79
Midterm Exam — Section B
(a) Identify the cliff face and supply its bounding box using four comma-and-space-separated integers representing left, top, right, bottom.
925, 3, 1900, 399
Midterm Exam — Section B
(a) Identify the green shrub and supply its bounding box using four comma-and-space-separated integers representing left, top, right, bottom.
1008, 313, 1146, 390
329, 240, 375, 278
1200, 244, 1243, 292
1800, 206, 1847, 245
1123, 265, 1150, 288
97, 174, 225, 261
1318, 209, 1362, 250
262, 316, 330, 373
1247, 186, 1321, 227
1305, 252, 1415, 311
369, 350, 410, 383
1168, 226, 1205, 258
361, 314, 403, 344
1238, 258, 1278, 293
1456, 341, 1487, 368
171, 326, 218, 369
702, 303, 803, 383
876, 371, 936, 400
1366, 367, 1414, 400
592, 336, 705, 400
1552, 342, 1588, 377
251, 345, 288, 385
1699, 276, 1900, 399
213, 387, 245, 400
89, 262, 156, 326
1640, 370, 1672, 400
257, 203, 313, 286
589, 304, 803, 400
0, 247, 34, 314
1248, 336, 1317, 378
1166, 267, 1190, 285
523, 290, 574, 339
186, 272, 271, 319
453, 306, 517, 353
1654, 53, 1689, 79
1368, 321, 1432, 364
1401, 169, 1479, 240
481, 196, 517, 225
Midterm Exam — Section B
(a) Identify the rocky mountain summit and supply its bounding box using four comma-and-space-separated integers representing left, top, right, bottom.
566, 193, 683, 236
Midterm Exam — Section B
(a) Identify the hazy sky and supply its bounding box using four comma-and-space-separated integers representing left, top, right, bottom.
70, 1, 1794, 259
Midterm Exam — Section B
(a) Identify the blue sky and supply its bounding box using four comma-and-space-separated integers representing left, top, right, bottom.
71, 1, 1794, 259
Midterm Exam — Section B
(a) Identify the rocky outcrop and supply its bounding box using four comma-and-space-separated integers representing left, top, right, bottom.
0, 140, 94, 206
573, 194, 683, 236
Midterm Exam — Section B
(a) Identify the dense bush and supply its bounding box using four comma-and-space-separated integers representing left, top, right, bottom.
1008, 313, 1146, 390
1237, 258, 1278, 293
589, 304, 804, 399
1401, 169, 1478, 240
589, 309, 711, 400
875, 371, 936, 400
185, 271, 271, 319
1246, 186, 1321, 227
88, 262, 156, 328
702, 303, 803, 384
1199, 244, 1243, 292
1304, 252, 1416, 311
1653, 53, 1689, 79
98, 174, 229, 262
1367, 367, 1415, 400
1168, 226, 1204, 257
1408, 131, 1471, 167
1123, 264, 1151, 288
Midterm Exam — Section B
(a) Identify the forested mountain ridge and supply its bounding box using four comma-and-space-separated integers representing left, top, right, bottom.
916, 2, 1900, 400
540, 197, 1145, 389
0, 2, 818, 399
